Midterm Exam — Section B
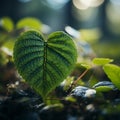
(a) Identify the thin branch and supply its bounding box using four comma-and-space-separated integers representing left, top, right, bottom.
73, 69, 89, 85
67, 69, 89, 93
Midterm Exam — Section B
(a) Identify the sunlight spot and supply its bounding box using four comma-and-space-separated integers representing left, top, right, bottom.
72, 0, 88, 10
65, 26, 81, 39
72, 0, 104, 10
80, 0, 104, 7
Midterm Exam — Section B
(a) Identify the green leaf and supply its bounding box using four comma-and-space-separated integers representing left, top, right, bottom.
0, 17, 14, 32
93, 58, 113, 65
16, 17, 42, 30
80, 63, 91, 69
103, 64, 120, 89
93, 81, 115, 92
13, 30, 77, 98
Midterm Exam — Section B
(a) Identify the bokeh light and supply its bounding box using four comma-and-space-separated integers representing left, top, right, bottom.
72, 0, 104, 10
44, 0, 70, 9
106, 1, 120, 35
110, 0, 120, 5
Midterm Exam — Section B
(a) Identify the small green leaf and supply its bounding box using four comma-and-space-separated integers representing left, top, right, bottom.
13, 30, 77, 98
0, 17, 14, 32
103, 64, 120, 89
80, 63, 91, 69
61, 76, 74, 91
93, 81, 115, 92
16, 17, 42, 30
65, 96, 76, 102
93, 58, 113, 65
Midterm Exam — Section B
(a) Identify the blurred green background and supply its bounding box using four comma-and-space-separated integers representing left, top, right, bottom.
0, 0, 120, 63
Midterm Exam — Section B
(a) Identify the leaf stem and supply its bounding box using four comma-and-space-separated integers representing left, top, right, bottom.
73, 69, 89, 85
67, 69, 89, 93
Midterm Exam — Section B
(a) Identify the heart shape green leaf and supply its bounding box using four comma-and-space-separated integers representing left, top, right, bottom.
13, 30, 77, 97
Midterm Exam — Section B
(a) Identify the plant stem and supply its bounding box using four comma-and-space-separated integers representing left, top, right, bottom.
67, 69, 89, 93
73, 69, 89, 85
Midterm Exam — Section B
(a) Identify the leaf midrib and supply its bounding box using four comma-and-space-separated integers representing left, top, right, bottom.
43, 42, 47, 82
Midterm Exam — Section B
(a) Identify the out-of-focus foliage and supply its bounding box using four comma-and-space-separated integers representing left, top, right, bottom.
16, 17, 42, 30
0, 17, 14, 32
0, 17, 44, 64
103, 64, 120, 90
80, 28, 102, 43
92, 42, 120, 62
93, 58, 113, 65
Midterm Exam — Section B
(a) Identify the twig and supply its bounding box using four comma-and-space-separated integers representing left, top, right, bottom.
67, 69, 89, 93
73, 69, 89, 85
